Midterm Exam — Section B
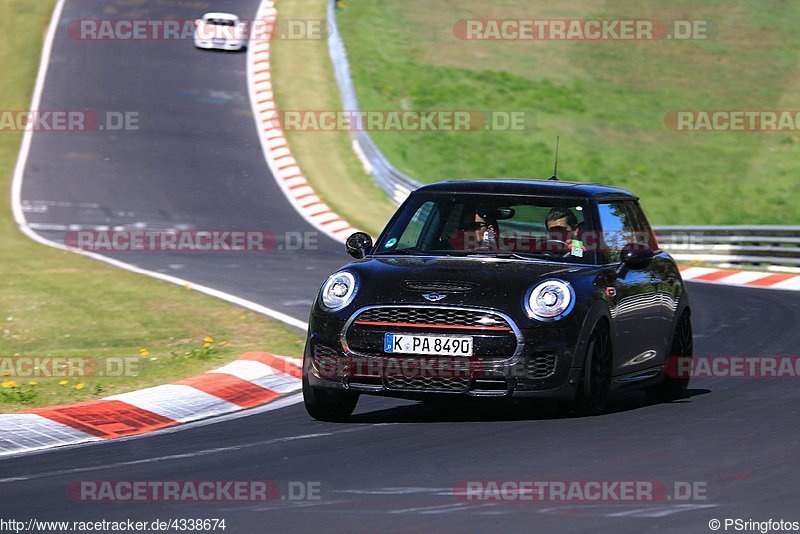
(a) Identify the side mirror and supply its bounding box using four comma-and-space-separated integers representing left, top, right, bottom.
620, 243, 655, 270
346, 232, 373, 259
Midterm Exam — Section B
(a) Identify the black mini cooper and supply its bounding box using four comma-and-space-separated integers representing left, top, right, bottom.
303, 180, 692, 420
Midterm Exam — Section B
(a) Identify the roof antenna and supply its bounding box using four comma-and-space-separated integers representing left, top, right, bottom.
549, 136, 560, 180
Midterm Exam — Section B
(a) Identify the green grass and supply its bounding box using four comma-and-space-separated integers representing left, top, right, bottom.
335, 0, 800, 225
0, 0, 305, 412
271, 0, 398, 236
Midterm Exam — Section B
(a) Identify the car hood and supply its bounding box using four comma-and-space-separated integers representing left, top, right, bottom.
341, 255, 597, 311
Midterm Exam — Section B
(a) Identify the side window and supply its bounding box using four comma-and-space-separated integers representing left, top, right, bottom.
396, 201, 437, 249
624, 202, 660, 251
597, 201, 638, 263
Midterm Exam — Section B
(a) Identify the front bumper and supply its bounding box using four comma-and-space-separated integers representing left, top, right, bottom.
194, 39, 246, 50
306, 308, 584, 401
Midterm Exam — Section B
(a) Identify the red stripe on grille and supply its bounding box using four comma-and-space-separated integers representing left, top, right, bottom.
354, 320, 511, 332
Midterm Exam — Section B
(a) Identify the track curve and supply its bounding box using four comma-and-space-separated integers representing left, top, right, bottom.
20, 0, 346, 320
6, 1, 800, 532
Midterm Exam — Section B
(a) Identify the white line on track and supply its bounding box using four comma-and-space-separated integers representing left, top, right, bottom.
2, 0, 324, 459
0, 432, 330, 484
0, 423, 378, 484
389, 502, 487, 514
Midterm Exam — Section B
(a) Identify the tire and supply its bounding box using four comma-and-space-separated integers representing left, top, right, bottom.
571, 321, 613, 416
648, 311, 693, 401
303, 375, 359, 422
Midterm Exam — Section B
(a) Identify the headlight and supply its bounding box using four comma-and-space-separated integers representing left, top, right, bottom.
320, 271, 358, 311
525, 279, 574, 321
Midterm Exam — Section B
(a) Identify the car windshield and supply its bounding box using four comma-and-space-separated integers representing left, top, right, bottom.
207, 18, 236, 26
375, 192, 598, 264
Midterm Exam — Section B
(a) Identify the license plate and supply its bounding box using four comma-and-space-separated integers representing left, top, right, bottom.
213, 39, 226, 45
384, 333, 473, 356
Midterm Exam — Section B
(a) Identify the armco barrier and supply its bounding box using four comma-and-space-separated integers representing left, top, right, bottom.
327, 0, 420, 204
654, 226, 800, 269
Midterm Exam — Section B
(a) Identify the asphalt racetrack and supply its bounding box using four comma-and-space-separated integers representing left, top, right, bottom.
21, 0, 345, 319
5, 1, 800, 532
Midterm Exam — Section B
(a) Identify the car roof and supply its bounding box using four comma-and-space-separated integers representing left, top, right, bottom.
203, 12, 239, 20
414, 179, 637, 201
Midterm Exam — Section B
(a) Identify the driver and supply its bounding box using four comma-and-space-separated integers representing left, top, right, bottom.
545, 207, 585, 255
449, 206, 498, 251
545, 207, 579, 239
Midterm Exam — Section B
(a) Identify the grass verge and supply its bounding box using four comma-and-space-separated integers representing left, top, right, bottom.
0, 0, 305, 412
271, 0, 397, 237
330, 0, 800, 226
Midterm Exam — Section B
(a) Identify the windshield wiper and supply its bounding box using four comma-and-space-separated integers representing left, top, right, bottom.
375, 248, 424, 256
471, 251, 550, 262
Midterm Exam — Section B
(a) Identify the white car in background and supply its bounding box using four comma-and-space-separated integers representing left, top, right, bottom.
193, 12, 248, 51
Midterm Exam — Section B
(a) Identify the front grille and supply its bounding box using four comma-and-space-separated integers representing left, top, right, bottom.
526, 353, 558, 379
345, 306, 519, 362
312, 343, 340, 378
402, 280, 479, 293
353, 307, 511, 330
385, 375, 470, 392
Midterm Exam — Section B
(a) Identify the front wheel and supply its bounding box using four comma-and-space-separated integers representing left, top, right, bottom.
648, 311, 693, 401
303, 375, 359, 422
571, 322, 613, 416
